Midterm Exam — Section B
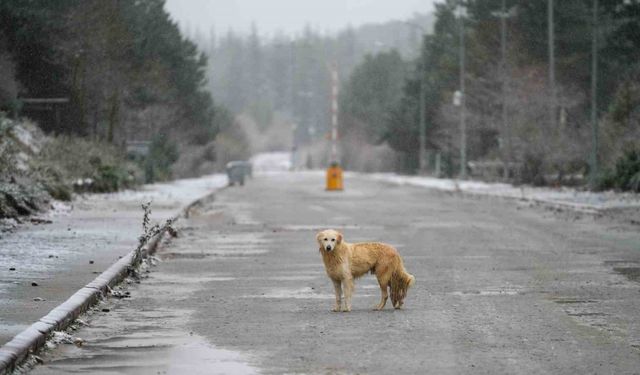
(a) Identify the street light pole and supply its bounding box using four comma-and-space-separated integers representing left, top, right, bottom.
548, 0, 557, 128
500, 0, 509, 180
590, 0, 599, 188
405, 22, 429, 174
458, 5, 467, 179
419, 36, 427, 173
330, 63, 339, 164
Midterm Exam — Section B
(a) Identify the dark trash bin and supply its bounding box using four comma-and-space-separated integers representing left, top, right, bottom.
226, 161, 252, 186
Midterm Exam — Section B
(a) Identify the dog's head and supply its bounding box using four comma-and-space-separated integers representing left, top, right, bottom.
316, 229, 342, 252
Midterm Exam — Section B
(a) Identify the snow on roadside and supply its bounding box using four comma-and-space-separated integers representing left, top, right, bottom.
227, 151, 640, 212
39, 174, 228, 222
250, 152, 291, 172
363, 173, 640, 211
66, 174, 228, 214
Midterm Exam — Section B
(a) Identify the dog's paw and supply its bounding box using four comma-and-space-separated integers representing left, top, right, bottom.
341, 306, 351, 312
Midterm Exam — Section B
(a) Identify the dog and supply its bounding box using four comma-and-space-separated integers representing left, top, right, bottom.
316, 229, 415, 312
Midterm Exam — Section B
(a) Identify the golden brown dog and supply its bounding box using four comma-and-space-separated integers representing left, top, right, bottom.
316, 229, 415, 312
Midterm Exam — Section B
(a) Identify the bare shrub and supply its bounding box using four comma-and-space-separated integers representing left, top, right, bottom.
438, 65, 589, 185
132, 201, 176, 266
0, 50, 20, 111
339, 133, 400, 172
171, 141, 218, 179
236, 112, 294, 153
600, 74, 640, 170
36, 136, 141, 191
0, 115, 20, 177
214, 118, 251, 168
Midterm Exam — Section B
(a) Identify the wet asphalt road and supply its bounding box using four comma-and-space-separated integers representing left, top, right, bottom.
33, 171, 640, 374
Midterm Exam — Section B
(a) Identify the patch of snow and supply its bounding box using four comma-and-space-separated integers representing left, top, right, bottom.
12, 121, 46, 154
360, 173, 640, 211
46, 200, 73, 218
6, 120, 47, 172
50, 331, 75, 345
250, 152, 291, 172
85, 174, 227, 207
0, 174, 227, 300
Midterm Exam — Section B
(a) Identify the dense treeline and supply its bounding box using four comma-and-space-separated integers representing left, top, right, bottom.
343, 0, 640, 189
188, 13, 433, 151
0, 0, 229, 155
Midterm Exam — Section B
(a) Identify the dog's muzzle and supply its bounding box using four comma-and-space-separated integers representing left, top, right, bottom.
325, 245, 333, 251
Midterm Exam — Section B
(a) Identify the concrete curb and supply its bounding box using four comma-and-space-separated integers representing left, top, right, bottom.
0, 189, 220, 375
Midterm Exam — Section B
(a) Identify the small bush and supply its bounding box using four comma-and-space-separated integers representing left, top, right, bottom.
171, 141, 218, 179
144, 135, 179, 183
92, 164, 133, 193
34, 164, 72, 201
518, 153, 546, 186
36, 136, 142, 193
597, 150, 640, 192
0, 114, 19, 176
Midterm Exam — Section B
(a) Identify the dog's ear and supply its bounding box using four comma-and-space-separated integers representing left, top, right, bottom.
336, 232, 343, 244
316, 231, 323, 244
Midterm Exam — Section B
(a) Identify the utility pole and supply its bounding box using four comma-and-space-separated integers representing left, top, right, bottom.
548, 0, 556, 128
590, 0, 599, 188
330, 62, 339, 164
419, 64, 427, 173
458, 4, 467, 179
326, 62, 344, 191
417, 32, 428, 174
498, 0, 510, 179
405, 22, 428, 174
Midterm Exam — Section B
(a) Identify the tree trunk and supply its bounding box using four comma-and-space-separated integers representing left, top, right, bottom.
107, 90, 119, 143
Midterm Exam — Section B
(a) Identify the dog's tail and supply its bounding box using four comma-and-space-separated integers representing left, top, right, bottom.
390, 258, 415, 309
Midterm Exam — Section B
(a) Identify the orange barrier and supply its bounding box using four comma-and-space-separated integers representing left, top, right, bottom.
326, 163, 343, 191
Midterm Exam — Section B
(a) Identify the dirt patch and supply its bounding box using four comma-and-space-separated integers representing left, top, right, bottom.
603, 260, 639, 266
567, 312, 607, 317
612, 267, 640, 282
552, 298, 598, 304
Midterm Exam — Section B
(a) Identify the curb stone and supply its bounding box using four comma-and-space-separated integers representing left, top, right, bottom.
0, 188, 220, 375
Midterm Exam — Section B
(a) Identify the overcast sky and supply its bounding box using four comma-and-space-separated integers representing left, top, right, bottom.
165, 0, 436, 37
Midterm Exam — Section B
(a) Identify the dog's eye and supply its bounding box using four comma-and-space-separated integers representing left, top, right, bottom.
331, 239, 335, 242
324, 238, 327, 241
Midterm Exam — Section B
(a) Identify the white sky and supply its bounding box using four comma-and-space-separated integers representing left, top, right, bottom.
164, 0, 436, 37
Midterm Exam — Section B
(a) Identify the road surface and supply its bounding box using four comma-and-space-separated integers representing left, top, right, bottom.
33, 171, 640, 374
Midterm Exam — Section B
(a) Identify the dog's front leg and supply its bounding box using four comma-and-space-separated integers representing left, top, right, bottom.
332, 279, 342, 312
342, 278, 353, 312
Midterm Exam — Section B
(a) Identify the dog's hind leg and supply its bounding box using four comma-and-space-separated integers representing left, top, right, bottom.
374, 277, 389, 310
374, 265, 392, 310
331, 279, 342, 312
